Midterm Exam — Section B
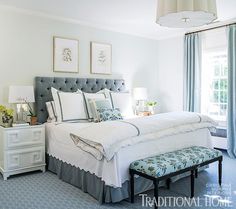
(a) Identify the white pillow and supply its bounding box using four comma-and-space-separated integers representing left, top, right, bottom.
109, 92, 134, 118
100, 88, 111, 98
83, 90, 110, 120
46, 101, 57, 122
51, 88, 87, 122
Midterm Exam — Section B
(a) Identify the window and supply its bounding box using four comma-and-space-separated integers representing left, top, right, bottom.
201, 29, 227, 126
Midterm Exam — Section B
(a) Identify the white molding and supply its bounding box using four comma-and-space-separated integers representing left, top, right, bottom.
0, 4, 167, 41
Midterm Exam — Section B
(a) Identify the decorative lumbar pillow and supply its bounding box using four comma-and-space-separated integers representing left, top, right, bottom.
109, 92, 134, 118
51, 87, 87, 122
89, 98, 113, 122
97, 108, 123, 122
46, 101, 57, 122
83, 89, 111, 120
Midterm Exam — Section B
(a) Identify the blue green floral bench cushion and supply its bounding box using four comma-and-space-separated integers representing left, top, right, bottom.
130, 146, 222, 178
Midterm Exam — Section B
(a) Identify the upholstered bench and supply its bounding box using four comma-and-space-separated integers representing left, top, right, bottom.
129, 146, 223, 209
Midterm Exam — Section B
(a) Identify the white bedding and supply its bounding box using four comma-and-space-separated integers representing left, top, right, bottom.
46, 121, 212, 188
70, 112, 216, 161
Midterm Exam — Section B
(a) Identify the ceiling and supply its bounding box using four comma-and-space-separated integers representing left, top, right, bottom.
0, 0, 236, 40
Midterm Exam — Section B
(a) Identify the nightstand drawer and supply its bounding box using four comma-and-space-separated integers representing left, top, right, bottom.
5, 128, 44, 149
6, 146, 45, 170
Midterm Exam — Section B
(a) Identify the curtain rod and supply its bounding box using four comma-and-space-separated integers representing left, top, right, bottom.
185, 22, 236, 35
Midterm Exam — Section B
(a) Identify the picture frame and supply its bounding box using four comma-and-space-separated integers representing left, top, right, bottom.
53, 36, 79, 73
90, 42, 112, 75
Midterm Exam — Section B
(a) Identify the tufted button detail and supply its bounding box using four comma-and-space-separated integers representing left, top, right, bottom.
41, 95, 43, 97
59, 88, 62, 90
70, 88, 73, 91
41, 109, 44, 112
81, 88, 83, 91
105, 81, 107, 85
47, 88, 50, 90
53, 80, 56, 83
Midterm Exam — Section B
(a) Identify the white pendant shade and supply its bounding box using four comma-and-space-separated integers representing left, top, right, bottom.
156, 0, 217, 28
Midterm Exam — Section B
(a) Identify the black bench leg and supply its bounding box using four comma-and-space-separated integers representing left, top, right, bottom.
153, 180, 159, 209
166, 178, 171, 190
219, 158, 222, 186
195, 169, 198, 178
130, 170, 134, 203
191, 170, 195, 198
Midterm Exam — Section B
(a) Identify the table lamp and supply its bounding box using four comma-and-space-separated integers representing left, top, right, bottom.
133, 87, 148, 113
8, 86, 35, 124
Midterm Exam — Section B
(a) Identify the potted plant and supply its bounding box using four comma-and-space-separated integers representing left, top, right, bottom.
26, 102, 37, 125
146, 101, 157, 115
0, 105, 14, 128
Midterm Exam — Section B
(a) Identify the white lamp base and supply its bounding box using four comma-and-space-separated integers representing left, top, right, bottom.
16, 104, 29, 124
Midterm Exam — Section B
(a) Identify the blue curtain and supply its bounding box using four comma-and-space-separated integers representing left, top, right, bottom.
184, 33, 201, 112
227, 24, 236, 158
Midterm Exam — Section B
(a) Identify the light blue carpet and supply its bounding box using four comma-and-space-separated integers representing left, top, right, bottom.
0, 151, 235, 209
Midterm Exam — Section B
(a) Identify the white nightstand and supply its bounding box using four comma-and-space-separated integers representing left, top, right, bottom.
0, 124, 46, 180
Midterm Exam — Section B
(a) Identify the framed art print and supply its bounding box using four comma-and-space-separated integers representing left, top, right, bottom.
53, 37, 79, 73
90, 42, 112, 75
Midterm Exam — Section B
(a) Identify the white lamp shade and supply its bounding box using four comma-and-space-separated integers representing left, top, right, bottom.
133, 87, 148, 100
156, 0, 217, 28
8, 86, 35, 103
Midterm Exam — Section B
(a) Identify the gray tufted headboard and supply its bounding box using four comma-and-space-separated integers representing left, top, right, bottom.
35, 77, 126, 123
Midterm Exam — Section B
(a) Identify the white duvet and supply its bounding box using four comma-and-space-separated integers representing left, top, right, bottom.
70, 111, 216, 161
46, 122, 212, 187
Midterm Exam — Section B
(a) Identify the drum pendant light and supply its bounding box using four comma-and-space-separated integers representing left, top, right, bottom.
156, 0, 217, 28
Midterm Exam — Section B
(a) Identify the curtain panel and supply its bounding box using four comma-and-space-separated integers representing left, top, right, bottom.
184, 33, 201, 112
227, 24, 236, 158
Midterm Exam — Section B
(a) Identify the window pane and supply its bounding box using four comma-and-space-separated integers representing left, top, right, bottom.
219, 79, 227, 90
201, 50, 228, 122
220, 104, 227, 116
220, 91, 227, 103
212, 91, 219, 103
223, 66, 228, 76
213, 80, 219, 90
214, 64, 220, 76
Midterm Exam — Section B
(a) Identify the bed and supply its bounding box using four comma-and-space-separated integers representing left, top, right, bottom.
35, 76, 213, 203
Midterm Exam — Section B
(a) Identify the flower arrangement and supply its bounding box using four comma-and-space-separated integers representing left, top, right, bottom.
146, 101, 157, 107
0, 105, 14, 127
146, 101, 157, 114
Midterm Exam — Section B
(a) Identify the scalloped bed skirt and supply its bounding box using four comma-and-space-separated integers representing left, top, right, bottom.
47, 155, 207, 204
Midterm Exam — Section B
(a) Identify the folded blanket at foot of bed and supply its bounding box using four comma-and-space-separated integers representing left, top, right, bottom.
70, 111, 216, 161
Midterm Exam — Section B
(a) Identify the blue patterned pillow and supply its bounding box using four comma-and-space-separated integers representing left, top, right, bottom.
89, 99, 113, 122
97, 108, 123, 122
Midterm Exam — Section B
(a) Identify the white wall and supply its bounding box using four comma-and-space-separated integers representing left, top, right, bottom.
0, 8, 159, 105
157, 36, 184, 112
